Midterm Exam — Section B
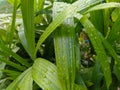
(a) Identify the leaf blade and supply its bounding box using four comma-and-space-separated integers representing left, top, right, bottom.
6, 67, 33, 90
32, 58, 62, 90
80, 16, 112, 88
21, 0, 35, 60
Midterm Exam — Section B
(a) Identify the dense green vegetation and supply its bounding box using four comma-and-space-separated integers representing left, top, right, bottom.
0, 0, 120, 90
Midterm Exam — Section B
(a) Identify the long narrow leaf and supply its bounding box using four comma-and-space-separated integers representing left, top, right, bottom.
7, 0, 17, 46
21, 0, 35, 60
75, 72, 88, 90
80, 16, 112, 88
18, 29, 30, 59
107, 13, 120, 44
53, 2, 81, 90
2, 69, 21, 80
86, 2, 120, 37
87, 2, 120, 13
91, 59, 103, 90
90, 10, 104, 34
99, 33, 120, 81
0, 57, 26, 71
0, 29, 7, 43
0, 43, 30, 67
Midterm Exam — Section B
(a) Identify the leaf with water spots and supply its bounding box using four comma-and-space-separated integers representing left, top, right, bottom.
6, 67, 33, 90
32, 58, 63, 90
35, 0, 103, 55
80, 16, 112, 89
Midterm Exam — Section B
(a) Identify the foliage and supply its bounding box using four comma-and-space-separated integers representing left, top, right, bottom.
0, 0, 120, 90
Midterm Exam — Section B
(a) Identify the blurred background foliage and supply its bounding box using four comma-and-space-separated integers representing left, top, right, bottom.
0, 0, 12, 13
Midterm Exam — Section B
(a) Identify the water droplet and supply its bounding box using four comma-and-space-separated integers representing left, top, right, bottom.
94, 37, 97, 39
50, 69, 55, 74
90, 34, 93, 37
66, 76, 69, 81
42, 74, 46, 78
44, 69, 48, 73
118, 67, 120, 70
115, 61, 117, 65
117, 32, 120, 35
84, 0, 90, 4
104, 68, 108, 71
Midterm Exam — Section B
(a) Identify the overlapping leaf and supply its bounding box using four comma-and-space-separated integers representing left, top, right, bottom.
107, 13, 120, 44
0, 57, 26, 71
6, 67, 33, 90
7, 0, 17, 45
80, 17, 112, 88
0, 43, 30, 68
21, 0, 35, 60
53, 2, 79, 89
35, 0, 104, 55
32, 58, 62, 90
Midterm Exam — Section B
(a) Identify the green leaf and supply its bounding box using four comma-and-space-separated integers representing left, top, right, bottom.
7, 0, 20, 6
86, 2, 120, 36
21, 0, 35, 60
34, 0, 44, 24
6, 67, 33, 90
87, 2, 120, 13
0, 43, 30, 67
32, 58, 62, 90
74, 84, 87, 90
2, 69, 21, 80
111, 8, 120, 22
90, 10, 104, 34
75, 72, 88, 90
18, 29, 31, 59
0, 29, 7, 43
103, 8, 110, 36
35, 0, 103, 56
0, 62, 5, 78
82, 2, 120, 45
7, 0, 17, 46
80, 16, 112, 88
107, 13, 120, 44
34, 0, 44, 11
0, 57, 26, 71
99, 33, 120, 81
53, 2, 80, 90
91, 59, 103, 90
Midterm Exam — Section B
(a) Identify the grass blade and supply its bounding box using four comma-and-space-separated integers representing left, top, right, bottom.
0, 43, 30, 67
7, 0, 18, 46
87, 2, 120, 13
18, 29, 31, 59
75, 72, 88, 90
21, 0, 35, 60
90, 10, 104, 34
107, 14, 120, 44
0, 57, 26, 71
2, 69, 21, 80
99, 33, 120, 81
0, 29, 7, 43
